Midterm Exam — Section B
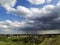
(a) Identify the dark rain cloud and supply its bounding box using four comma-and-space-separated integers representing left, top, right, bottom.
21, 9, 60, 31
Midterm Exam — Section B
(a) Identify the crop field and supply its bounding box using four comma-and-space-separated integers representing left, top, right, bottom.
0, 34, 60, 45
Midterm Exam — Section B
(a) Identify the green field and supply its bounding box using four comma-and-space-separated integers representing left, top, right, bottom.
0, 34, 60, 45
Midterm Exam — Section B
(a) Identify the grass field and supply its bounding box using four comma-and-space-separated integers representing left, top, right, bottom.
0, 34, 60, 45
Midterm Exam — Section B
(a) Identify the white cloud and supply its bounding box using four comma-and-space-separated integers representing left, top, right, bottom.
0, 0, 16, 7
0, 20, 36, 34
4, 4, 55, 18
15, 6, 32, 17
0, 0, 56, 18
46, 0, 52, 3
27, 0, 52, 5
1, 0, 60, 34
0, 0, 60, 19
0, 20, 28, 28
57, 1, 60, 7
25, 5, 55, 18
0, 0, 16, 12
0, 20, 28, 33
27, 0, 45, 5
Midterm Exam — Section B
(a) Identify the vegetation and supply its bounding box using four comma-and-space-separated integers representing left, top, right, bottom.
0, 34, 60, 45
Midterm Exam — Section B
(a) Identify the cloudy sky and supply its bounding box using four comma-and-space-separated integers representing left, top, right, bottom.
0, 0, 60, 34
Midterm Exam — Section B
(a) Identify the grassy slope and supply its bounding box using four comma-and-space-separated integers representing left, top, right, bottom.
0, 35, 60, 45
51, 36, 60, 45
40, 35, 60, 45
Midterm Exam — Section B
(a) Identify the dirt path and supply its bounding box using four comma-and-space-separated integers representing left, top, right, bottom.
40, 38, 54, 45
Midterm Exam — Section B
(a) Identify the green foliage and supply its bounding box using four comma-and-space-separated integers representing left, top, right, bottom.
0, 35, 59, 45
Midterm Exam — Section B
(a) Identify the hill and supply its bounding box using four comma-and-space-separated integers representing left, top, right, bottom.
0, 34, 60, 45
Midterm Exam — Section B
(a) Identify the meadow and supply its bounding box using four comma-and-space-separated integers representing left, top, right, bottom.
0, 34, 60, 45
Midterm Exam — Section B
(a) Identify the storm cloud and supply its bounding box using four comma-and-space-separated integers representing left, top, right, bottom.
0, 0, 60, 34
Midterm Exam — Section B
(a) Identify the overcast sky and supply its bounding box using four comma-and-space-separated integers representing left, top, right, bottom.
0, 0, 60, 34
